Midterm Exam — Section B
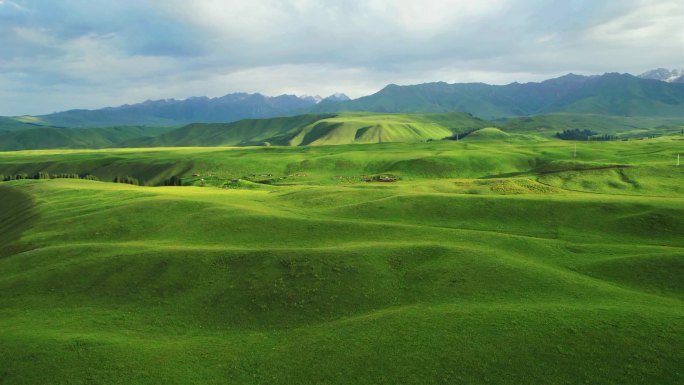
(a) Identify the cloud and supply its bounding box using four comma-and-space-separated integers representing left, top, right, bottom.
0, 0, 682, 115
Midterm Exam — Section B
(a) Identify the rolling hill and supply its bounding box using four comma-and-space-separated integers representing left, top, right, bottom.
1, 111, 681, 151
131, 112, 489, 147
0, 137, 682, 384
311, 73, 684, 119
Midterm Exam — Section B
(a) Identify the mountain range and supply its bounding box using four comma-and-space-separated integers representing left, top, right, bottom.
0, 70, 682, 150
309, 72, 684, 119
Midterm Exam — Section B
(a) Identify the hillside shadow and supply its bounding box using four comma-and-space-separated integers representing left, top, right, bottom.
0, 185, 37, 258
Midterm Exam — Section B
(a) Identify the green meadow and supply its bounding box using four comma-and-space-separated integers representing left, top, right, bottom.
0, 132, 683, 384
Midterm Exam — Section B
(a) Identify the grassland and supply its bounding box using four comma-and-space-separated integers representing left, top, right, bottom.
0, 134, 682, 384
2, 112, 682, 152
0, 126, 177, 151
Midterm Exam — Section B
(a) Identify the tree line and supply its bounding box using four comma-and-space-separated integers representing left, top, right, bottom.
2, 172, 99, 182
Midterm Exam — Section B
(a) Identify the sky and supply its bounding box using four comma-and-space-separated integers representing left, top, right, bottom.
0, 0, 682, 115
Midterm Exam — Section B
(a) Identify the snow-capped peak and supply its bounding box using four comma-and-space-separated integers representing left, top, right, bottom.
638, 68, 684, 83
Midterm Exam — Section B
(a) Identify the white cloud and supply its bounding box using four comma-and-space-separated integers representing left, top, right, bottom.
586, 0, 683, 43
0, 0, 682, 115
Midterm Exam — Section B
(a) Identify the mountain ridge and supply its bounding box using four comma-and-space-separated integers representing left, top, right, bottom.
2, 72, 682, 130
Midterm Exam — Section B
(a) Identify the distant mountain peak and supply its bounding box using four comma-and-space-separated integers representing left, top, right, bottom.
381, 83, 401, 91
542, 73, 589, 84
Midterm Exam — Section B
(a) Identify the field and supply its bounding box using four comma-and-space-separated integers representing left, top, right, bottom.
0, 135, 683, 384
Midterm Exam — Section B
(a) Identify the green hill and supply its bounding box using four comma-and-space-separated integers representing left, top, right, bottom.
1, 133, 683, 190
133, 112, 489, 147
464, 127, 510, 140
0, 137, 682, 384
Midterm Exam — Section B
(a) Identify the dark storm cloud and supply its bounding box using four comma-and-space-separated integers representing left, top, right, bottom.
0, 0, 682, 115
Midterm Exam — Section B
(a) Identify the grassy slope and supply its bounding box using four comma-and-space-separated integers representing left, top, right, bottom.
0, 138, 682, 384
0, 126, 177, 151
134, 112, 488, 147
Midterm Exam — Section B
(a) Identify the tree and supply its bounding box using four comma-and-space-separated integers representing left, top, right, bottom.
164, 175, 183, 186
